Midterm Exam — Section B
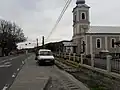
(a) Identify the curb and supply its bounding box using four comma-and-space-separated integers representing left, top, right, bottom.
55, 60, 90, 90
60, 69, 90, 90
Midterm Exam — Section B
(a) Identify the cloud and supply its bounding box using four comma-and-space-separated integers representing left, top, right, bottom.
0, 0, 120, 46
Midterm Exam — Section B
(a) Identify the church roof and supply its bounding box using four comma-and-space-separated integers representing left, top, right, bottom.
88, 26, 120, 33
77, 4, 90, 8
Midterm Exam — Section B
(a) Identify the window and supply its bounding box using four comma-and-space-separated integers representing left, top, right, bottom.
39, 51, 52, 56
96, 38, 101, 48
81, 12, 86, 20
111, 38, 116, 48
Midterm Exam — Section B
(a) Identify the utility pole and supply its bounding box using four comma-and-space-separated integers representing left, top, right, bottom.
42, 36, 44, 49
36, 38, 38, 50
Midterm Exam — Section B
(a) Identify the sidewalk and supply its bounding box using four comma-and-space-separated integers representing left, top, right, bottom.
9, 55, 50, 90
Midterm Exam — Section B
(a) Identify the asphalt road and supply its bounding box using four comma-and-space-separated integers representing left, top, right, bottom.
9, 54, 89, 90
0, 54, 31, 90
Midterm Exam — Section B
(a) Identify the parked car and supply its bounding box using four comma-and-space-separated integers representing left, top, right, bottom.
35, 49, 55, 65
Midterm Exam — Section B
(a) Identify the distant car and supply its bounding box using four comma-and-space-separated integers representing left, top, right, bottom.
35, 49, 55, 65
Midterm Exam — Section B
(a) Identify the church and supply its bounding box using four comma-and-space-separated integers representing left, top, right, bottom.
72, 0, 120, 55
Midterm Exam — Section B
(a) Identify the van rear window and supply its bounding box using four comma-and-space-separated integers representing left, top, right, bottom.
40, 51, 52, 56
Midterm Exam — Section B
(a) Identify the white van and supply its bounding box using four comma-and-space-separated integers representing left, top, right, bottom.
35, 49, 55, 65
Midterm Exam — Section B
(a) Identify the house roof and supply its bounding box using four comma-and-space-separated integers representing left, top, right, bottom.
88, 26, 120, 33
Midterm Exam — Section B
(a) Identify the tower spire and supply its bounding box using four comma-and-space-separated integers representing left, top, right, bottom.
76, 0, 85, 4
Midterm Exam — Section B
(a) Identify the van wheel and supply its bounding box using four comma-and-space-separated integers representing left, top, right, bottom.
51, 61, 55, 66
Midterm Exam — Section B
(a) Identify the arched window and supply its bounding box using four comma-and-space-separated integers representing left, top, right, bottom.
111, 38, 116, 48
96, 38, 101, 48
81, 12, 86, 20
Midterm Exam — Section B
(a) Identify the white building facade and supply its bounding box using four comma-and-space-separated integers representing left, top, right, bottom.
72, 0, 120, 55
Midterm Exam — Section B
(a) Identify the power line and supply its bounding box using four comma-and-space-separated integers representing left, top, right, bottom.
46, 0, 72, 42
46, 0, 71, 40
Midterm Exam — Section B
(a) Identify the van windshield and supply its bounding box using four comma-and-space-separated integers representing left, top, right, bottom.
39, 51, 52, 56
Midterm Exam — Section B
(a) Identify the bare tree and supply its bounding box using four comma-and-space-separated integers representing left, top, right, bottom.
0, 19, 26, 56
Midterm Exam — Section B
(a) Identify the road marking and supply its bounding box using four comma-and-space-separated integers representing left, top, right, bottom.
0, 60, 9, 63
4, 62, 11, 65
2, 84, 9, 90
17, 68, 20, 71
0, 55, 22, 64
2, 86, 8, 90
12, 73, 16, 77
22, 61, 24, 64
0, 64, 11, 68
9, 58, 13, 60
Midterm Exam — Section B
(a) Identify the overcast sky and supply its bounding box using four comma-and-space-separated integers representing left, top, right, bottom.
0, 0, 120, 45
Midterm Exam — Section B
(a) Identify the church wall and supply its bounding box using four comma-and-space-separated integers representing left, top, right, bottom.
72, 0, 120, 55
107, 36, 120, 53
77, 38, 82, 54
86, 35, 90, 54
72, 37, 81, 54
92, 36, 105, 54
86, 35, 120, 55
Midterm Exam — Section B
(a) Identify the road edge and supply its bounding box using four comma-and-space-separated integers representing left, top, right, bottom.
43, 76, 52, 90
8, 54, 33, 90
55, 60, 90, 90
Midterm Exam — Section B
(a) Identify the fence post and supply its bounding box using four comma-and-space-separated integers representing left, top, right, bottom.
69, 53, 71, 60
91, 54, 94, 67
107, 55, 112, 72
25, 50, 28, 54
77, 56, 80, 63
81, 54, 83, 65
59, 51, 60, 58
64, 52, 66, 59
61, 53, 63, 58
73, 53, 76, 62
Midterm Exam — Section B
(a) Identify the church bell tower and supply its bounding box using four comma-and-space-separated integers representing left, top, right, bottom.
72, 0, 90, 54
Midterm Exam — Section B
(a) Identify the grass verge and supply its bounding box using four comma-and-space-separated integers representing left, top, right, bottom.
55, 57, 120, 90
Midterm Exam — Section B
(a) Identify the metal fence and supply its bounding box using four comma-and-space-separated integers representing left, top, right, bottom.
111, 58, 120, 74
55, 53, 120, 75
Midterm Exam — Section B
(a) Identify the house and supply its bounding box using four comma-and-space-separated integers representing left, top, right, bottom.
72, 0, 120, 55
62, 40, 76, 54
45, 40, 76, 54
54, 40, 74, 54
